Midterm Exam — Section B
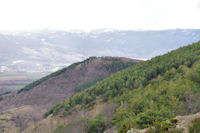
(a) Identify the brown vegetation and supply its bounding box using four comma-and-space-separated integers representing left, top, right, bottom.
0, 57, 140, 132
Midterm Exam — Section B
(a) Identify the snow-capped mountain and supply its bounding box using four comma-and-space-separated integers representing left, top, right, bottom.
0, 29, 200, 73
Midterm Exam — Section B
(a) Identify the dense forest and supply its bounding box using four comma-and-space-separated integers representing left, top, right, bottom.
45, 41, 200, 133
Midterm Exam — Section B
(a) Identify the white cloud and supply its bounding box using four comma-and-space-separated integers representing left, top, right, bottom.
12, 60, 25, 65
0, 0, 199, 31
198, 1, 200, 8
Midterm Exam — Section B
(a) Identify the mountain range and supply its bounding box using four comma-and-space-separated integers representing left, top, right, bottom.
1, 29, 200, 73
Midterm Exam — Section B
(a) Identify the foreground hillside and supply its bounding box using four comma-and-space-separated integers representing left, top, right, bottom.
22, 41, 200, 133
0, 57, 140, 132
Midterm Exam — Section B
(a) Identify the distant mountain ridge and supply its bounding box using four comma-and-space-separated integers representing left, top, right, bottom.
0, 29, 200, 73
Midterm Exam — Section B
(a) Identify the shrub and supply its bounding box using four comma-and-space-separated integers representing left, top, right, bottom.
118, 120, 133, 133
74, 77, 105, 92
147, 120, 183, 133
88, 116, 112, 133
189, 118, 200, 133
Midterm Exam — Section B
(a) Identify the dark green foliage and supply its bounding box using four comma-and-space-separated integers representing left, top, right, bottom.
135, 110, 173, 129
118, 120, 133, 133
0, 91, 11, 97
87, 117, 111, 133
189, 118, 200, 133
18, 57, 97, 93
74, 77, 105, 92
105, 62, 137, 73
147, 120, 182, 133
74, 59, 137, 93
113, 62, 200, 129
46, 42, 200, 131
103, 57, 122, 62
44, 104, 63, 117
0, 91, 11, 101
170, 118, 178, 125
47, 42, 200, 116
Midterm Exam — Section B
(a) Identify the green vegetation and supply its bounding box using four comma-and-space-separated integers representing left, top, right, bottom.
189, 118, 200, 133
0, 91, 11, 97
46, 42, 200, 132
53, 116, 112, 133
105, 61, 137, 73
118, 119, 134, 133
74, 61, 137, 92
147, 118, 183, 133
6, 85, 26, 90
0, 91, 11, 101
0, 114, 12, 120
18, 57, 97, 93
74, 77, 105, 92
113, 61, 200, 130
87, 116, 111, 133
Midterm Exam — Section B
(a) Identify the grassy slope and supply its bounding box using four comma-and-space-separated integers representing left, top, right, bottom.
46, 41, 200, 132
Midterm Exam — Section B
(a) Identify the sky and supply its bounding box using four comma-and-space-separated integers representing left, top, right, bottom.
0, 0, 200, 31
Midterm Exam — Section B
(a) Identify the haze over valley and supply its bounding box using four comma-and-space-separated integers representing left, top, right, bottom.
1, 29, 200, 73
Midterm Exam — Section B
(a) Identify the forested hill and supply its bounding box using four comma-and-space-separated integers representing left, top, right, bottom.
44, 41, 200, 133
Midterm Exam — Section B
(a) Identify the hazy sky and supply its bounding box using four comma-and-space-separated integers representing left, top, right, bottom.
0, 0, 200, 31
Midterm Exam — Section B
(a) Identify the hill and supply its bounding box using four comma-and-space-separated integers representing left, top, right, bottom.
0, 56, 140, 132
23, 41, 200, 133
